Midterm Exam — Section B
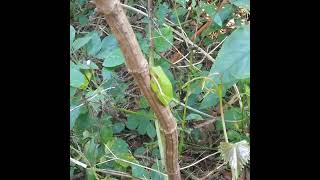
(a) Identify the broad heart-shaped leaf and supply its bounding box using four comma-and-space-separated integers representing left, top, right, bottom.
71, 32, 94, 53
70, 68, 86, 88
219, 140, 250, 180
210, 25, 250, 85
200, 92, 219, 109
154, 27, 173, 53
86, 32, 102, 56
100, 34, 118, 51
70, 25, 75, 47
98, 48, 125, 67
229, 0, 250, 11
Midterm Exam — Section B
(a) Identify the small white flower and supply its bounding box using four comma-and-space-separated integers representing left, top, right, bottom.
202, 9, 205, 12
86, 60, 91, 65
188, 6, 191, 10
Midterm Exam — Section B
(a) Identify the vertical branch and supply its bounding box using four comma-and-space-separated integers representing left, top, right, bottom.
93, 0, 181, 179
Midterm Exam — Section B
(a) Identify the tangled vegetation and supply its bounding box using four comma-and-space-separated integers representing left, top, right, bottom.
70, 0, 250, 179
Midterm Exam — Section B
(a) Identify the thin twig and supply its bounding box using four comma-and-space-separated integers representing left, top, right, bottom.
177, 36, 228, 68
70, 157, 88, 168
120, 3, 148, 17
199, 162, 226, 180
180, 152, 220, 170
95, 168, 142, 179
172, 98, 214, 118
104, 144, 168, 178
164, 23, 215, 62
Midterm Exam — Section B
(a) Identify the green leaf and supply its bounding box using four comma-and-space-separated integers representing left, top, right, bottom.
215, 108, 243, 132
99, 48, 125, 67
137, 119, 148, 135
210, 25, 250, 84
70, 68, 86, 88
224, 108, 242, 120
112, 122, 125, 134
85, 139, 97, 164
106, 138, 133, 168
229, 0, 250, 11
155, 3, 170, 24
191, 129, 202, 142
227, 130, 243, 142
190, 81, 202, 95
147, 122, 157, 138
102, 68, 112, 81
151, 161, 165, 180
171, 7, 188, 24
175, 0, 187, 8
154, 27, 173, 52
127, 114, 140, 130
200, 92, 219, 109
134, 147, 146, 156
139, 97, 149, 109
100, 34, 118, 51
186, 113, 203, 121
200, 3, 222, 26
74, 112, 91, 134
217, 4, 234, 24
100, 125, 113, 144
72, 32, 94, 53
78, 15, 89, 26
132, 164, 150, 179
70, 25, 76, 46
86, 32, 102, 56
219, 141, 250, 180
108, 138, 129, 154
70, 108, 80, 130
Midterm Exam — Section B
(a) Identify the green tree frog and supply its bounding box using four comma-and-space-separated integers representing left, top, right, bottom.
150, 66, 173, 106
